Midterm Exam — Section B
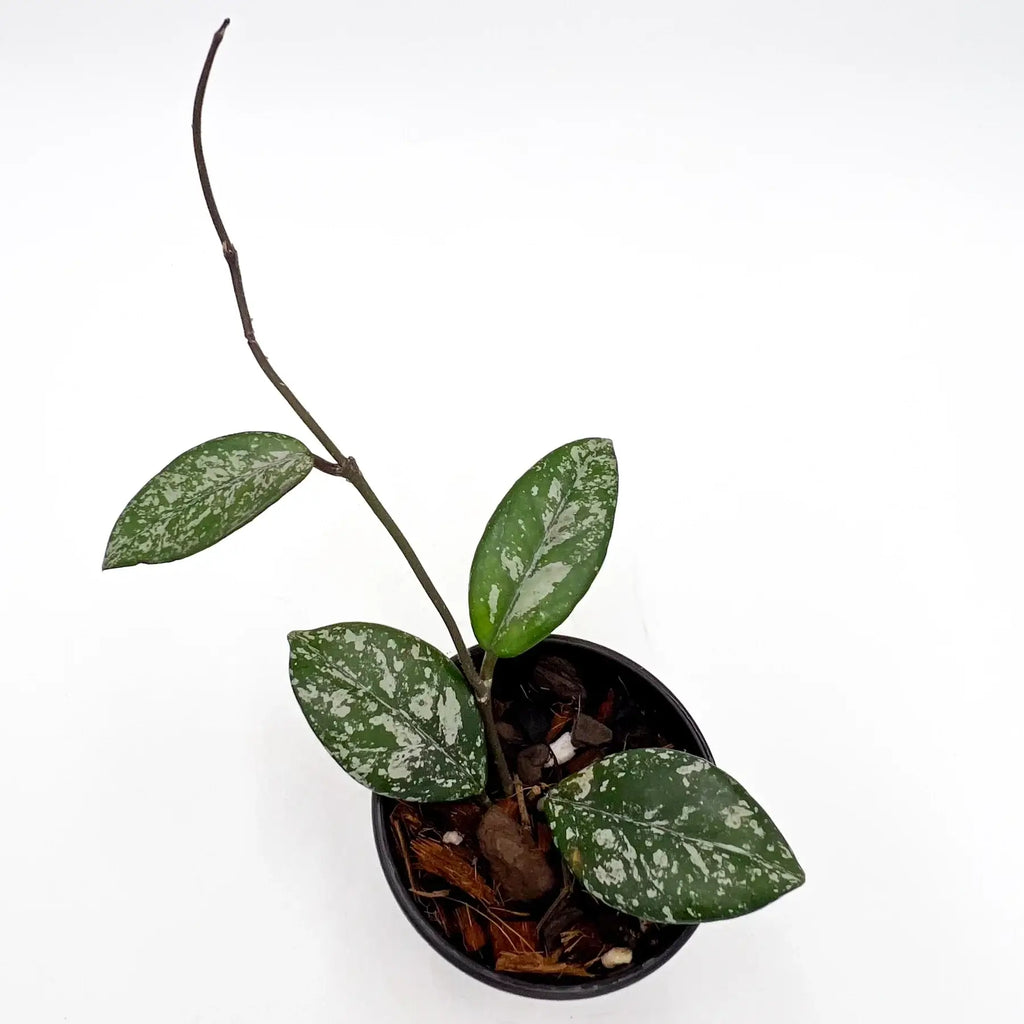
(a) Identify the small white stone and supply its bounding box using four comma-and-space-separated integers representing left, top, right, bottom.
600, 947, 633, 969
549, 732, 577, 765
442, 831, 464, 846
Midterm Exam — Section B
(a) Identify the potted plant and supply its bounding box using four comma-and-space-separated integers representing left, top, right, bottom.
103, 20, 804, 1000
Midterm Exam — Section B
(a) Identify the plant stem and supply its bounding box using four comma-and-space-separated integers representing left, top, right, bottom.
192, 22, 350, 472
480, 650, 498, 687
192, 19, 515, 794
477, 651, 514, 796
345, 464, 477, 679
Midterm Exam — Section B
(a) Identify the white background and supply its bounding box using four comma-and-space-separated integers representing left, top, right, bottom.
3, 1, 1022, 1020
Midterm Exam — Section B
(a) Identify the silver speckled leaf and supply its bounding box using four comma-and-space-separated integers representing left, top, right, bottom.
103, 432, 313, 569
469, 438, 617, 658
543, 749, 804, 924
288, 623, 487, 801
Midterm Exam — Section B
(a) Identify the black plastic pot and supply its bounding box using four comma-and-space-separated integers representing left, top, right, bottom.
371, 634, 714, 1000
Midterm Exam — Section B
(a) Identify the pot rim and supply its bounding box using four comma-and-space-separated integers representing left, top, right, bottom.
370, 633, 715, 1000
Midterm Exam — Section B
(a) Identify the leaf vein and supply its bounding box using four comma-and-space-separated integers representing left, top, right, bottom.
295, 636, 478, 790
546, 798, 802, 882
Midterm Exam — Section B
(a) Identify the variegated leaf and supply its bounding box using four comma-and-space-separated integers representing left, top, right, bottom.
288, 623, 487, 801
543, 749, 804, 924
103, 432, 313, 569
469, 438, 618, 658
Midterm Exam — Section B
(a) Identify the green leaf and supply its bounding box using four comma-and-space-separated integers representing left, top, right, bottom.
103, 432, 314, 569
469, 438, 618, 658
288, 623, 487, 801
542, 749, 804, 924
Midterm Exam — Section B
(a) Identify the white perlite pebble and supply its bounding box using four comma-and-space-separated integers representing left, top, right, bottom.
548, 732, 577, 765
442, 831, 464, 845
600, 947, 634, 969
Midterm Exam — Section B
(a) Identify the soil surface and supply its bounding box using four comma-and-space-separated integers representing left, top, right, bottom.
383, 644, 701, 985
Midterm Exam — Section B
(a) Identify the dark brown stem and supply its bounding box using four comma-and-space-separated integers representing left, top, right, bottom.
312, 455, 346, 476
192, 20, 351, 470
191, 20, 511, 786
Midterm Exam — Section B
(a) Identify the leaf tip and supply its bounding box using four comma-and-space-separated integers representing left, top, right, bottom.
101, 550, 131, 571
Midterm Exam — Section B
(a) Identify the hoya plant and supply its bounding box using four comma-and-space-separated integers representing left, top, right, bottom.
105, 20, 803, 981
